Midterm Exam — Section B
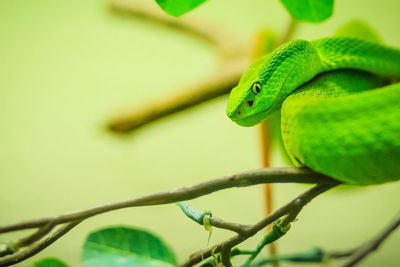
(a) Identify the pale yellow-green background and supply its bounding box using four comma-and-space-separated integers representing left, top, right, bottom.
0, 0, 399, 266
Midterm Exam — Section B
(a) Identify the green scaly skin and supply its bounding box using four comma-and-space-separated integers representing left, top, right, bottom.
226, 25, 400, 185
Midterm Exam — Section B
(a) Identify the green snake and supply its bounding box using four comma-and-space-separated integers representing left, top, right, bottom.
226, 22, 400, 185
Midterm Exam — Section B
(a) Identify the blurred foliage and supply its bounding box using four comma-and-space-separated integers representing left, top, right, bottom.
82, 226, 177, 267
280, 0, 334, 22
252, 248, 326, 266
155, 0, 334, 23
155, 0, 207, 16
30, 258, 69, 267
336, 20, 382, 42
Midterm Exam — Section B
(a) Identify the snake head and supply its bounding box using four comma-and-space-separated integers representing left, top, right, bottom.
226, 54, 281, 127
226, 39, 317, 127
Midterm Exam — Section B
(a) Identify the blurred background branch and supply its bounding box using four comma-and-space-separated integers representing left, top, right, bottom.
107, 62, 246, 132
106, 0, 251, 133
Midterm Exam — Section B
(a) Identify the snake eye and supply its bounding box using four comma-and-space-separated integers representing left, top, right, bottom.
251, 82, 261, 95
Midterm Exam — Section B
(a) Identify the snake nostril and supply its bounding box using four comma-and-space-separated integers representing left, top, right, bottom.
237, 110, 241, 115
248, 100, 254, 107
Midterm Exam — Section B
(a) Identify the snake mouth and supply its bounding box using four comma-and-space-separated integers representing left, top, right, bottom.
231, 107, 271, 127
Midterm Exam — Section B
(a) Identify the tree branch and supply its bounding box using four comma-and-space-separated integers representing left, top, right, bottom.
224, 210, 400, 267
14, 222, 55, 250
209, 217, 251, 235
0, 221, 81, 267
0, 223, 55, 258
341, 210, 400, 267
0, 168, 338, 265
0, 167, 338, 234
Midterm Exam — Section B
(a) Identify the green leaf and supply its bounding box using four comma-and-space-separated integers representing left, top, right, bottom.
82, 226, 177, 267
30, 258, 69, 267
155, 0, 207, 17
280, 0, 334, 23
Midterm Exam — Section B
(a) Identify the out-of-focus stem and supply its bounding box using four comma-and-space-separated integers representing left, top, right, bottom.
280, 18, 298, 45
252, 30, 278, 259
255, 18, 299, 265
107, 61, 247, 133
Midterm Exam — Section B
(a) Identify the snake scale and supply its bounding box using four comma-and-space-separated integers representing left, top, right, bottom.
226, 22, 400, 185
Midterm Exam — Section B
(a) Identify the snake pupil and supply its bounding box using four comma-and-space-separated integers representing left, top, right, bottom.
251, 82, 261, 95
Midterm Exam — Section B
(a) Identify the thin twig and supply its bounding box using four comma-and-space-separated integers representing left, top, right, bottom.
280, 199, 303, 227
176, 202, 251, 234
220, 244, 233, 266
0, 221, 81, 267
0, 223, 55, 258
341, 211, 400, 267
14, 222, 55, 249
0, 168, 338, 234
182, 183, 338, 266
209, 217, 251, 235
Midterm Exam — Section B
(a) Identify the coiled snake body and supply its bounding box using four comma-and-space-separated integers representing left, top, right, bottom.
226, 23, 400, 185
